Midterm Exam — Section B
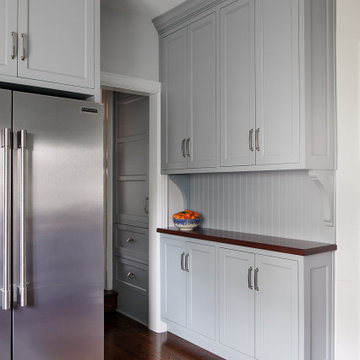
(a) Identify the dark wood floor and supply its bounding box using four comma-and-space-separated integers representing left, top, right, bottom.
104, 312, 224, 360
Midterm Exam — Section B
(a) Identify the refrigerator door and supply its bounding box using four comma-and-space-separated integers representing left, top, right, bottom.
12, 92, 104, 360
0, 89, 12, 360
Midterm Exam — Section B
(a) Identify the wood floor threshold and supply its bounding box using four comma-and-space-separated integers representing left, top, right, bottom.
105, 312, 224, 360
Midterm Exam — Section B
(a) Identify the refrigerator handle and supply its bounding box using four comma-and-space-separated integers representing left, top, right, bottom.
1, 128, 11, 311
18, 129, 27, 307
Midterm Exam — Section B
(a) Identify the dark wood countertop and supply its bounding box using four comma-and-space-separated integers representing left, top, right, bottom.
157, 227, 337, 256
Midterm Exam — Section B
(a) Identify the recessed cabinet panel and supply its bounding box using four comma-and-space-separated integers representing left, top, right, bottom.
220, 0, 255, 166
219, 248, 255, 357
18, 0, 95, 88
161, 238, 187, 327
162, 28, 188, 170
188, 13, 217, 169
187, 242, 216, 339
255, 0, 300, 165
255, 255, 299, 360
0, 0, 17, 76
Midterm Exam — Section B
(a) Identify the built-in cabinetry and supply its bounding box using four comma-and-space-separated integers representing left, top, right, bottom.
154, 0, 335, 174
159, 229, 336, 360
113, 94, 149, 325
0, 0, 98, 96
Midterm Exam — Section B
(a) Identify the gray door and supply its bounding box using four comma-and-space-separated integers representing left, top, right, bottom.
0, 89, 11, 360
12, 92, 103, 360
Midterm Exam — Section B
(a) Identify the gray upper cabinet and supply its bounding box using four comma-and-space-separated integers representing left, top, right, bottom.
220, 0, 255, 167
162, 28, 188, 170
154, 0, 335, 174
161, 13, 217, 171
255, 0, 300, 165
0, 0, 17, 77
188, 13, 217, 169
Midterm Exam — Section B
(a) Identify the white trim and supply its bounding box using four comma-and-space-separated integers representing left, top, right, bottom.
101, 72, 161, 95
101, 72, 167, 333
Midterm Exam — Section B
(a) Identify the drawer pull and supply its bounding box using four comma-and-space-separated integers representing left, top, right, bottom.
185, 253, 190, 272
249, 129, 254, 151
126, 272, 136, 279
126, 238, 135, 243
180, 252, 186, 271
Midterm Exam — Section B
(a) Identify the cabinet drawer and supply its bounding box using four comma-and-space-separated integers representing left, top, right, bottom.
114, 224, 148, 262
114, 257, 148, 291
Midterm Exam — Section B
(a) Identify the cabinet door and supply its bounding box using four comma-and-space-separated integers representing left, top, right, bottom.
161, 237, 187, 327
188, 13, 217, 169
186, 241, 216, 339
255, 0, 300, 165
161, 28, 188, 170
255, 255, 299, 360
220, 0, 255, 166
18, 0, 95, 88
219, 248, 255, 357
0, 0, 17, 76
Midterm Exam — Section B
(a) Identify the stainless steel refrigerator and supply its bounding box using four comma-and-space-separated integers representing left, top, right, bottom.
0, 90, 103, 360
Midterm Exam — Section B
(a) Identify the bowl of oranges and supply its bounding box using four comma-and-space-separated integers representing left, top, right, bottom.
173, 210, 201, 231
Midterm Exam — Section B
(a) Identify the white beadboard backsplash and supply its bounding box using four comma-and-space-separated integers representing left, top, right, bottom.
186, 171, 334, 244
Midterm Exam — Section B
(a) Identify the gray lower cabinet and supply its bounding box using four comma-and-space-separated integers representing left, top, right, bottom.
160, 234, 333, 360
161, 237, 216, 339
113, 256, 148, 325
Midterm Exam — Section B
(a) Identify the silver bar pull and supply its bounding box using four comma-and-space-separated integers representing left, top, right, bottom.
249, 129, 254, 151
144, 196, 149, 214
126, 237, 135, 243
255, 128, 260, 151
21, 33, 26, 61
185, 253, 190, 272
11, 32, 17, 60
180, 252, 185, 271
181, 139, 186, 158
186, 138, 190, 158
19, 130, 27, 307
248, 266, 253, 290
1, 129, 11, 311
126, 272, 135, 279
254, 267, 259, 291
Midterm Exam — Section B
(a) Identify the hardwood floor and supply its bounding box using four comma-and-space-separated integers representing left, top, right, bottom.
105, 312, 224, 360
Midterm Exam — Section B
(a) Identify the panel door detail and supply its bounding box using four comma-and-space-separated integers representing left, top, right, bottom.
219, 248, 255, 357
186, 241, 216, 340
255, 255, 299, 360
0, 89, 12, 360
12, 92, 103, 360
220, 0, 255, 167
255, 0, 300, 165
161, 28, 188, 170
18, 0, 95, 88
0, 0, 18, 76
161, 237, 187, 327
188, 13, 217, 169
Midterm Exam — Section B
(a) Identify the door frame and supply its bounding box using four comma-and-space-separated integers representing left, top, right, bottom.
101, 71, 168, 333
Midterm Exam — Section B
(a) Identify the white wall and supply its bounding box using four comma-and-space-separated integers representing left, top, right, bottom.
101, 5, 159, 81
335, 0, 360, 358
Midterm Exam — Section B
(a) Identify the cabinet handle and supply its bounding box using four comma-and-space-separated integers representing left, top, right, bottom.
185, 253, 190, 272
249, 129, 254, 151
126, 237, 134, 243
21, 33, 26, 61
144, 196, 149, 214
248, 266, 253, 290
255, 128, 260, 151
186, 138, 190, 158
254, 267, 259, 291
11, 32, 17, 60
181, 139, 186, 158
126, 272, 135, 279
180, 252, 186, 271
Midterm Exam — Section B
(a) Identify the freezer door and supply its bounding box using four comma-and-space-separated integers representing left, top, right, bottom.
0, 89, 12, 360
12, 92, 104, 360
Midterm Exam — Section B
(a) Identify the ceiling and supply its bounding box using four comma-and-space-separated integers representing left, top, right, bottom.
101, 0, 187, 18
